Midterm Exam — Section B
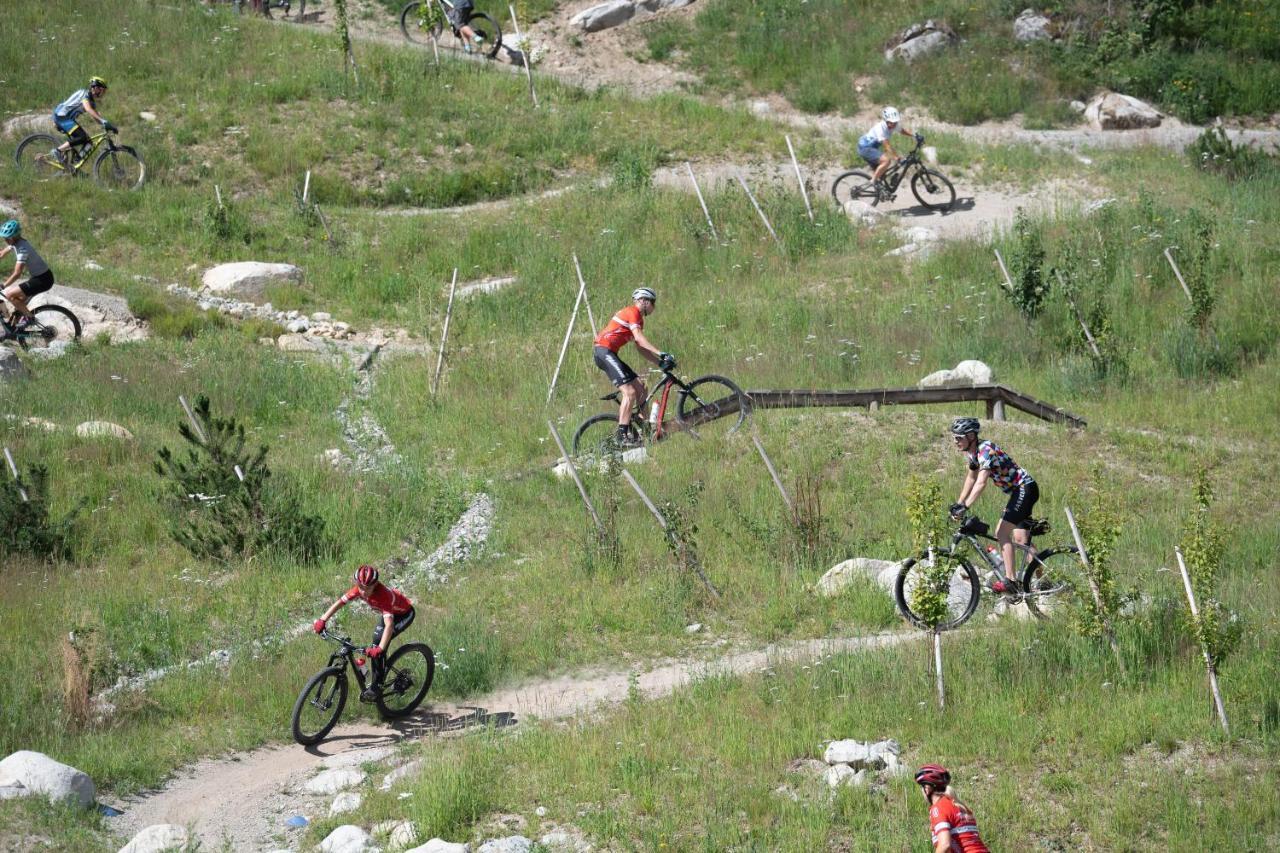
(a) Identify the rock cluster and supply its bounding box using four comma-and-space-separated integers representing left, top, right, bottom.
885, 20, 959, 63
570, 0, 694, 33
821, 739, 908, 787
1084, 91, 1163, 130
1012, 8, 1053, 42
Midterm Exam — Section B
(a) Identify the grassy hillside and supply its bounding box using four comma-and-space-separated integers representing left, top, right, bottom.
0, 1, 1278, 850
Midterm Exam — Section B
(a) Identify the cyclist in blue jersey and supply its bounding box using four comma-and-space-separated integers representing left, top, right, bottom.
858, 106, 921, 195
51, 77, 116, 166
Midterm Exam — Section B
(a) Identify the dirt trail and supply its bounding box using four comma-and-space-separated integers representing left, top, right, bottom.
110, 630, 907, 850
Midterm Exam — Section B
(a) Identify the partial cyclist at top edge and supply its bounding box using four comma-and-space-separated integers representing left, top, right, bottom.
948, 417, 1039, 597
858, 106, 922, 201
592, 287, 675, 449
51, 76, 117, 168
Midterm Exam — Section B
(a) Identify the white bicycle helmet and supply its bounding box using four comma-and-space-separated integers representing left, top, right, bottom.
632, 287, 657, 303
882, 106, 901, 123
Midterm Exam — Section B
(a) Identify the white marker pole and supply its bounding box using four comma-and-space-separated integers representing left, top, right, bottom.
432, 268, 459, 396
302, 170, 311, 205
509, 5, 539, 108
686, 162, 718, 240
546, 280, 585, 405
3, 447, 28, 503
1174, 547, 1230, 735
785, 135, 814, 222
572, 253, 598, 336
736, 173, 781, 246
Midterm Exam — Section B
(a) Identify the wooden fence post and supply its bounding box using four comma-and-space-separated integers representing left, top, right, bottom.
1174, 547, 1230, 735
933, 630, 945, 710
302, 170, 311, 205
432, 268, 458, 396
3, 447, 28, 503
1054, 270, 1102, 359
214, 184, 224, 210
751, 434, 795, 519
686, 162, 718, 241
1064, 506, 1127, 676
508, 5, 539, 107
785, 135, 814, 223
736, 173, 781, 247
548, 420, 603, 532
1164, 248, 1195, 303
994, 248, 1014, 293
546, 278, 586, 405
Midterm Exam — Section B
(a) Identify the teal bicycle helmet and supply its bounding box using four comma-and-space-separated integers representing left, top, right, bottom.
0, 220, 19, 240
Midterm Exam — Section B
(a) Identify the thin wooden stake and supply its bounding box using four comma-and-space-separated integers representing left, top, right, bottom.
1174, 547, 1230, 735
933, 630, 945, 709
1055, 270, 1102, 359
1064, 506, 1127, 676
686, 162, 718, 240
785, 135, 814, 223
994, 248, 1014, 293
1164, 247, 1195, 303
3, 447, 28, 503
621, 469, 721, 600
432, 268, 459, 396
736, 173, 781, 246
547, 420, 602, 532
233, 465, 245, 483
571, 254, 598, 336
509, 5, 539, 108
751, 434, 794, 518
313, 203, 334, 243
178, 395, 208, 444
546, 279, 586, 405
302, 170, 311, 205
214, 184, 224, 209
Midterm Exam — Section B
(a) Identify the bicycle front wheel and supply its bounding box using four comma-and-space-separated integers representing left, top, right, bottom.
400, 1, 444, 44
291, 666, 348, 745
1020, 546, 1083, 621
676, 375, 748, 439
910, 168, 956, 211
376, 643, 435, 718
830, 170, 878, 208
14, 134, 66, 179
20, 305, 82, 350
467, 12, 503, 58
94, 146, 145, 190
894, 552, 980, 631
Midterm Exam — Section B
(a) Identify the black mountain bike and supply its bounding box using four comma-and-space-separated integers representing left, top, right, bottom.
291, 628, 435, 745
400, 0, 502, 59
1, 300, 82, 350
894, 514, 1081, 631
831, 138, 955, 212
572, 366, 748, 457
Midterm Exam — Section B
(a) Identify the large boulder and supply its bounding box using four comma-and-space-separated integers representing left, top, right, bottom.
823, 739, 900, 770
75, 421, 134, 441
201, 262, 303, 300
569, 0, 635, 32
885, 20, 958, 63
918, 359, 993, 388
330, 791, 363, 815
277, 333, 323, 353
0, 349, 30, 382
1013, 8, 1052, 42
1084, 92, 1162, 130
320, 825, 380, 853
2, 113, 55, 137
817, 558, 900, 597
304, 767, 366, 795
118, 824, 189, 853
373, 820, 419, 849
0, 750, 95, 808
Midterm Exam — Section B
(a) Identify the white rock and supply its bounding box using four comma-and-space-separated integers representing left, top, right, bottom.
1069, 99, 1087, 114
381, 758, 425, 790
305, 767, 367, 795
321, 747, 397, 770
1084, 198, 1116, 214
75, 421, 134, 440
882, 752, 910, 777
2, 113, 55, 137
569, 0, 635, 32
330, 791, 363, 815
139, 111, 158, 122
320, 825, 380, 853
406, 841, 470, 853
824, 764, 867, 788
534, 807, 548, 818
201, 262, 303, 300
817, 558, 900, 597
885, 243, 918, 257
457, 276, 518, 300
749, 100, 772, 118
902, 226, 939, 243
286, 318, 310, 333
684, 622, 703, 634
621, 446, 648, 464
539, 831, 592, 852
277, 333, 323, 353
477, 838, 532, 853
1013, 8, 1052, 42
83, 260, 104, 271
0, 349, 30, 381
1084, 91, 1162, 130
824, 739, 900, 770
0, 751, 95, 808
117, 824, 189, 853
842, 200, 884, 227
885, 22, 957, 63
388, 821, 419, 849
312, 311, 333, 322
918, 359, 993, 388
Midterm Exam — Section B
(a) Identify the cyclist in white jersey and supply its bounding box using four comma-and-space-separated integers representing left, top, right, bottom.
52, 76, 116, 165
858, 106, 921, 192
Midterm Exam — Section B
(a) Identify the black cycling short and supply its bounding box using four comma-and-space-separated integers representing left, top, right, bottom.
1001, 480, 1039, 527
18, 270, 54, 298
594, 345, 638, 387
447, 0, 474, 29
370, 607, 416, 677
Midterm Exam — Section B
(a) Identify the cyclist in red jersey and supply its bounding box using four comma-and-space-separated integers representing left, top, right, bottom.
592, 287, 674, 446
313, 565, 415, 701
915, 765, 991, 853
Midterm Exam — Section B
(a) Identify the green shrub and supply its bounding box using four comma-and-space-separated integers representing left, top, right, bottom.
0, 463, 82, 562
1179, 468, 1241, 669
1070, 484, 1137, 643
1003, 209, 1048, 319
1190, 126, 1280, 182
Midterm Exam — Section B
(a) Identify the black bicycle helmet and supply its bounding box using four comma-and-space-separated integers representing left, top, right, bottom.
950, 417, 980, 436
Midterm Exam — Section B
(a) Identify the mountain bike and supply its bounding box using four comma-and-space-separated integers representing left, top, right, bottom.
291, 628, 435, 745
0, 299, 82, 350
831, 138, 955, 212
399, 0, 502, 59
894, 514, 1081, 631
571, 365, 749, 457
14, 128, 145, 191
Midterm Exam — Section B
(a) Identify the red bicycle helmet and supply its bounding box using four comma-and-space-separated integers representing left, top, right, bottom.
354, 564, 379, 586
915, 764, 951, 788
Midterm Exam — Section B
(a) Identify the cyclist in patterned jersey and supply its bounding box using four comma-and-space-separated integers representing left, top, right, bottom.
593, 287, 674, 447
949, 417, 1038, 595
916, 765, 991, 853
313, 565, 415, 701
51, 77, 116, 167
858, 106, 922, 195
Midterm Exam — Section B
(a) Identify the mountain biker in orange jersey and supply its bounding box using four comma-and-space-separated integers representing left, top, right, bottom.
593, 287, 674, 446
916, 765, 991, 853
949, 417, 1038, 596
858, 106, 922, 193
313, 565, 415, 701
52, 76, 115, 166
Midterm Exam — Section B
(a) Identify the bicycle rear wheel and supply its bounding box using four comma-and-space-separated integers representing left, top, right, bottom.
571, 414, 638, 459
376, 643, 435, 718
894, 552, 981, 631
1020, 546, 1083, 621
400, 1, 444, 44
14, 134, 67, 180
19, 305, 82, 350
291, 666, 348, 745
467, 12, 502, 58
676, 375, 748, 439
910, 168, 956, 212
830, 170, 878, 208
94, 146, 145, 190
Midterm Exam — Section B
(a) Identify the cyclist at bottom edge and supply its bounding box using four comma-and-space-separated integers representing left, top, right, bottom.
916, 765, 991, 853
858, 106, 922, 197
0, 220, 56, 339
51, 76, 116, 166
313, 565, 415, 702
592, 287, 674, 447
949, 416, 1038, 595
445, 0, 485, 54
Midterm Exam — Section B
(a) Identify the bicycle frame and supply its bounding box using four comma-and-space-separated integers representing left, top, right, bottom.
605, 368, 693, 442
49, 129, 114, 176
320, 631, 379, 696
877, 142, 927, 193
